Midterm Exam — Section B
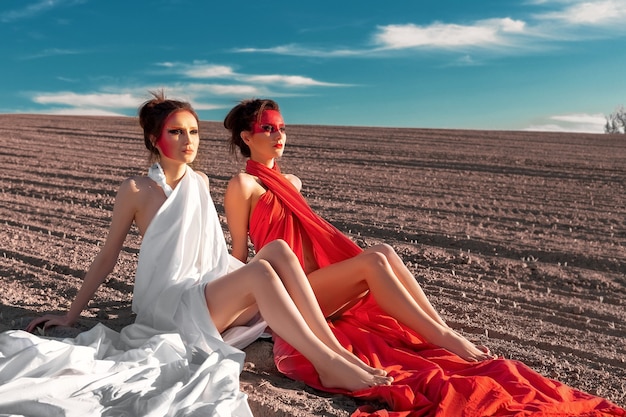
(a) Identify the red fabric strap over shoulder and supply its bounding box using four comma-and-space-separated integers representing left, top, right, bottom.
246, 159, 361, 267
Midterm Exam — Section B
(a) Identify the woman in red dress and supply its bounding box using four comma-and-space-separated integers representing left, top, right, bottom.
223, 98, 625, 417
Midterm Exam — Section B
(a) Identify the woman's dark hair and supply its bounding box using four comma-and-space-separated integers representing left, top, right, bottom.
138, 90, 199, 162
223, 98, 280, 158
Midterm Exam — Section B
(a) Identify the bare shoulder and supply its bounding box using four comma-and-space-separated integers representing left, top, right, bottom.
119, 175, 146, 195
194, 170, 210, 187
117, 175, 166, 235
116, 175, 173, 209
227, 172, 258, 196
283, 173, 302, 192
229, 171, 257, 186
119, 175, 157, 196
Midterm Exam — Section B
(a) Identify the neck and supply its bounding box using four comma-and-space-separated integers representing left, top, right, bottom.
158, 159, 187, 189
250, 155, 275, 168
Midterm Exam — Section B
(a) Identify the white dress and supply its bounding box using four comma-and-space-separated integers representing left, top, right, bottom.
0, 164, 266, 417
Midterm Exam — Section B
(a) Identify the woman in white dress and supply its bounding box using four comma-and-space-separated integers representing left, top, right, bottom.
3, 91, 391, 416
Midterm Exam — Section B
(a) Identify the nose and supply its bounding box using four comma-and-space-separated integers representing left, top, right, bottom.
182, 130, 194, 143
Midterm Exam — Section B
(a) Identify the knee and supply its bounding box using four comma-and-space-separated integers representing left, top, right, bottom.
362, 251, 390, 273
251, 259, 280, 283
376, 243, 396, 258
264, 239, 297, 261
266, 238, 290, 252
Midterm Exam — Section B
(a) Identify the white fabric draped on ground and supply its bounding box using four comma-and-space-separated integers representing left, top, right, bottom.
0, 165, 266, 416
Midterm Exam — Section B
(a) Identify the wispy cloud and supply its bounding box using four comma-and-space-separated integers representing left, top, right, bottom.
40, 108, 126, 116
525, 112, 607, 133
234, 44, 365, 57
234, 19, 531, 57
158, 62, 236, 78
535, 0, 626, 25
1, 0, 87, 23
242, 74, 345, 87
33, 92, 140, 108
234, 1, 626, 58
27, 87, 227, 116
25, 59, 346, 116
56, 76, 80, 83
186, 83, 264, 96
19, 48, 83, 60
373, 18, 526, 50
158, 61, 351, 88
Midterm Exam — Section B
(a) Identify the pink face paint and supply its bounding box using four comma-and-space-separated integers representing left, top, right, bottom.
157, 130, 177, 160
156, 111, 198, 160
251, 110, 285, 134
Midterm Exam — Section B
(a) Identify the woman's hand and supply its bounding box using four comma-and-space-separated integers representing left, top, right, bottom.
24, 314, 76, 334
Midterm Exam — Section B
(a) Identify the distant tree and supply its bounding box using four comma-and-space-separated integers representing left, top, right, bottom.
604, 105, 626, 134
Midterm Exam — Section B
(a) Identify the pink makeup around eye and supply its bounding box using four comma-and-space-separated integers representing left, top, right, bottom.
252, 110, 284, 134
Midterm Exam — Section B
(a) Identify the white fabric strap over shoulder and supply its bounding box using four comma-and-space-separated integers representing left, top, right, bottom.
148, 162, 173, 197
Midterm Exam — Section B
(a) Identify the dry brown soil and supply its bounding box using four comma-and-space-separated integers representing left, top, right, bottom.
0, 114, 624, 416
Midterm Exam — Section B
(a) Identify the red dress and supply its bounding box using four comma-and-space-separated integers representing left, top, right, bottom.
245, 160, 624, 417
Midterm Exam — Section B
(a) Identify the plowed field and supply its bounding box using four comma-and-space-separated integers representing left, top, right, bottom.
1, 114, 624, 415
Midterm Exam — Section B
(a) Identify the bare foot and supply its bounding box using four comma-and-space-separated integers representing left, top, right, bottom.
337, 347, 388, 376
316, 356, 393, 392
440, 329, 496, 362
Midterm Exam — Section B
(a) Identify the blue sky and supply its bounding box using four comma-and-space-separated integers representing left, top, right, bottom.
1, 0, 625, 132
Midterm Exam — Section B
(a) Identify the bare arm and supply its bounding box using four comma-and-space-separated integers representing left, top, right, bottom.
25, 179, 138, 332
224, 174, 254, 263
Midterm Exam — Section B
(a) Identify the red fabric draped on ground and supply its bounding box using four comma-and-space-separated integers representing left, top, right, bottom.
245, 159, 624, 417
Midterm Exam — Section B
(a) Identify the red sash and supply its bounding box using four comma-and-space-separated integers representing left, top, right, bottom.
246, 159, 624, 417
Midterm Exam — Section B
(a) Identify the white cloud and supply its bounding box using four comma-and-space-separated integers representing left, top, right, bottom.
157, 61, 347, 88
40, 108, 126, 117
374, 18, 526, 49
191, 102, 228, 111
235, 45, 363, 57
19, 48, 83, 60
550, 112, 606, 124
185, 65, 235, 79
525, 112, 606, 133
203, 84, 262, 96
184, 83, 264, 96
23, 59, 353, 117
157, 62, 236, 78
243, 74, 346, 87
536, 0, 626, 25
235, 18, 530, 58
26, 75, 319, 117
1, 0, 87, 23
232, 1, 626, 59
33, 92, 141, 108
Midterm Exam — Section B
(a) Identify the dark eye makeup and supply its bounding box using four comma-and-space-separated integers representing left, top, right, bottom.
260, 125, 286, 133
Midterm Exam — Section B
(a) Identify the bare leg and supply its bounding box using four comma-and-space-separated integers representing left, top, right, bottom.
205, 240, 392, 391
365, 244, 493, 356
308, 250, 493, 362
364, 244, 447, 326
252, 240, 387, 376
